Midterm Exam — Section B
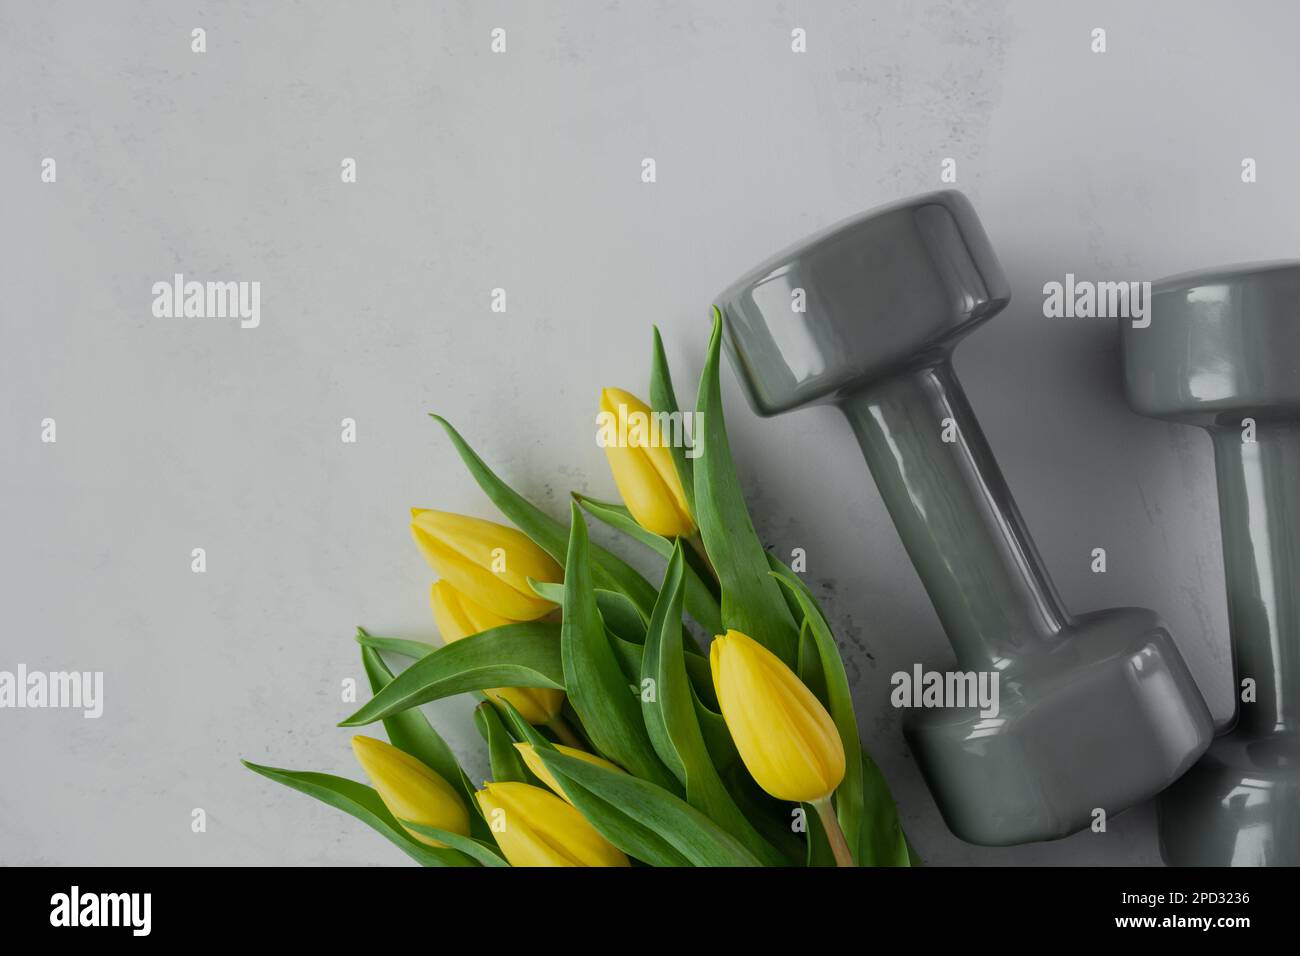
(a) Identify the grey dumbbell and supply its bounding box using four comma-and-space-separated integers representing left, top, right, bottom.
1122, 261, 1300, 866
714, 190, 1213, 846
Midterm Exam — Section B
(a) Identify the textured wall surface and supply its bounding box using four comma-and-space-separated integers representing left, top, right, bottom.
2, 0, 1297, 866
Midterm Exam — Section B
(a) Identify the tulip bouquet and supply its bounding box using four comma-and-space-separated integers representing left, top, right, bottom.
244, 311, 915, 867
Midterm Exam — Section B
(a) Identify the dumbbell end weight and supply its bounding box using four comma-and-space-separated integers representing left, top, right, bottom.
1157, 735, 1300, 866
906, 606, 1210, 845
717, 190, 1010, 417
1123, 261, 1300, 866
717, 191, 1213, 845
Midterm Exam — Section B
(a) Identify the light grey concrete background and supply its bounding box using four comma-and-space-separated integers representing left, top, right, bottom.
2, 0, 1297, 866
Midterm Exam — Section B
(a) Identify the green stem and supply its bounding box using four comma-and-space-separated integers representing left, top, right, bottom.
686, 532, 718, 583
813, 797, 855, 867
546, 714, 584, 750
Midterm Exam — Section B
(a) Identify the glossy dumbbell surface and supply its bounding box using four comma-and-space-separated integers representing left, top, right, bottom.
1123, 260, 1300, 866
718, 191, 1213, 845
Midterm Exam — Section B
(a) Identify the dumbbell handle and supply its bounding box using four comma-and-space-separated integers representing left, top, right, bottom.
840, 359, 1071, 670
1211, 423, 1300, 735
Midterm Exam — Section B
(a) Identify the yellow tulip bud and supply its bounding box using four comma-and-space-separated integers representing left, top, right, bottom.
709, 629, 846, 803
351, 736, 470, 847
410, 509, 561, 621
513, 742, 624, 805
475, 781, 629, 867
429, 580, 564, 724
598, 388, 696, 538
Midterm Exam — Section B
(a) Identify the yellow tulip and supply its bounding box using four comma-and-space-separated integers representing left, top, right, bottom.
351, 736, 470, 847
429, 580, 564, 724
513, 742, 624, 805
598, 388, 695, 538
709, 629, 846, 803
411, 509, 561, 621
475, 781, 628, 867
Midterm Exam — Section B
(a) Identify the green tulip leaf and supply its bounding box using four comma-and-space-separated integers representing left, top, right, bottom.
339, 622, 564, 727
560, 502, 679, 792
693, 689, 735, 767
769, 550, 810, 626
496, 698, 551, 746
528, 579, 648, 645
907, 834, 924, 866
713, 759, 806, 864
240, 761, 477, 867
555, 778, 689, 866
355, 630, 437, 660
857, 748, 914, 867
430, 414, 659, 616
650, 325, 697, 519
500, 705, 761, 865
694, 309, 799, 666
608, 629, 718, 710
528, 578, 646, 683
473, 700, 531, 784
640, 553, 689, 786
574, 493, 723, 636
572, 494, 667, 557
537, 749, 763, 867
802, 801, 838, 867
609, 631, 645, 686
594, 588, 649, 644
360, 643, 488, 839
641, 544, 786, 865
397, 821, 510, 867
495, 703, 690, 866
795, 617, 828, 705
526, 578, 564, 604
771, 565, 912, 867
